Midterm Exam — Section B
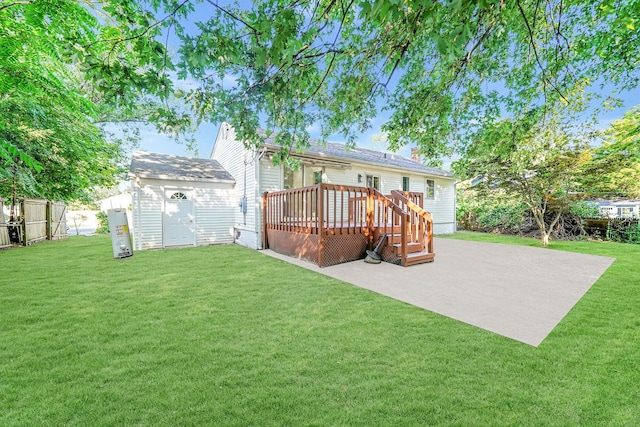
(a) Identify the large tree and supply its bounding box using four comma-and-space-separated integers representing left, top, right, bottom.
0, 0, 183, 202
453, 110, 591, 246
579, 106, 640, 198
2, 0, 639, 201
164, 0, 639, 163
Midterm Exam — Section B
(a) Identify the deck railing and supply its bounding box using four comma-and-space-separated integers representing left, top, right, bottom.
263, 184, 322, 235
262, 184, 372, 237
321, 184, 370, 235
369, 188, 409, 261
263, 184, 432, 266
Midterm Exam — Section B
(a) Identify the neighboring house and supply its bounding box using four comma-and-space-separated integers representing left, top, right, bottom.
99, 193, 132, 212
129, 151, 236, 250
594, 200, 640, 219
211, 122, 457, 251
98, 194, 133, 233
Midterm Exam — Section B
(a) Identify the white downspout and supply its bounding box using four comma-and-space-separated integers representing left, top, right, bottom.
255, 151, 262, 249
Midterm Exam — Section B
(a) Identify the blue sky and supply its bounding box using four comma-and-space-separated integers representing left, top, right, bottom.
133, 88, 637, 170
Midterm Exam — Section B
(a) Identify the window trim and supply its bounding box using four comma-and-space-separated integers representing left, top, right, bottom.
425, 179, 435, 200
170, 192, 188, 200
366, 174, 380, 191
402, 176, 410, 192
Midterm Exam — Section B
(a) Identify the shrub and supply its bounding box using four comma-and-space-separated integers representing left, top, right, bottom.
607, 219, 640, 244
457, 197, 528, 233
95, 211, 110, 234
569, 200, 601, 219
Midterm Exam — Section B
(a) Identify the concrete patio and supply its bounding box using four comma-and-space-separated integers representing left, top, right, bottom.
262, 238, 615, 346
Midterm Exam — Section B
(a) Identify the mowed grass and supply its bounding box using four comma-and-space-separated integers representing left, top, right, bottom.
1, 233, 638, 426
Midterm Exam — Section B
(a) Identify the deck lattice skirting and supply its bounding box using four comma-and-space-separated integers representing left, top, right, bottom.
263, 184, 435, 267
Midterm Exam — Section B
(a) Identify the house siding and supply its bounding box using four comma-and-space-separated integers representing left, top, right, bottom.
425, 177, 457, 234
212, 124, 457, 244
259, 159, 282, 193
256, 160, 457, 236
324, 162, 456, 234
211, 125, 263, 249
597, 200, 640, 219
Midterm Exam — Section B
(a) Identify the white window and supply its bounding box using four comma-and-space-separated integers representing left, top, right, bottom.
284, 165, 324, 189
170, 192, 187, 200
618, 207, 635, 218
426, 179, 435, 200
366, 175, 380, 190
305, 166, 324, 185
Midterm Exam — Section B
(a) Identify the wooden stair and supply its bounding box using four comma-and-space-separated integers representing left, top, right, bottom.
405, 250, 436, 266
374, 229, 435, 267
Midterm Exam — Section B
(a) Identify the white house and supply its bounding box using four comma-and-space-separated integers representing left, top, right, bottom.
129, 151, 236, 250
596, 200, 640, 219
211, 123, 457, 250
99, 193, 132, 212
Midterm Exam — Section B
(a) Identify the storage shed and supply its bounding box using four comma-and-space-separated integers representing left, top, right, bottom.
129, 151, 236, 250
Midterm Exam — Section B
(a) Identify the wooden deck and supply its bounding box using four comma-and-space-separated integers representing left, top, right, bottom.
263, 184, 434, 267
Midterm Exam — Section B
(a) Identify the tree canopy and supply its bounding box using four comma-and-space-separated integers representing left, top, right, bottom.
165, 0, 639, 163
579, 106, 640, 198
0, 0, 180, 201
452, 108, 592, 245
1, 0, 638, 202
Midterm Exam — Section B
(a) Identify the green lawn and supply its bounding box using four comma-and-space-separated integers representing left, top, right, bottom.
1, 233, 639, 426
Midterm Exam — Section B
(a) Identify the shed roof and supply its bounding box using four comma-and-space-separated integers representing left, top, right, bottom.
257, 128, 454, 178
130, 151, 235, 183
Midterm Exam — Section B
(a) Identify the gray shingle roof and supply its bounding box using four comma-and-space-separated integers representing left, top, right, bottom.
257, 128, 453, 178
130, 151, 235, 183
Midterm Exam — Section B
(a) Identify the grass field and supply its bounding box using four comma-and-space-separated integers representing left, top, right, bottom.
1, 233, 639, 425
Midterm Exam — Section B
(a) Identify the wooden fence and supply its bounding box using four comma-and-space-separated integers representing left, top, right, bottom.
0, 199, 10, 247
0, 198, 67, 247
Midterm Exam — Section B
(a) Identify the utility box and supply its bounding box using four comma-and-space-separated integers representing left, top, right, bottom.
107, 209, 133, 258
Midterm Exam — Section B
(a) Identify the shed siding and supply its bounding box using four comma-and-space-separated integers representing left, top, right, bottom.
194, 186, 235, 246
131, 177, 234, 249
131, 183, 141, 250
134, 182, 164, 249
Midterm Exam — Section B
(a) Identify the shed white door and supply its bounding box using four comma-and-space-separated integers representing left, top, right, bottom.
164, 191, 196, 247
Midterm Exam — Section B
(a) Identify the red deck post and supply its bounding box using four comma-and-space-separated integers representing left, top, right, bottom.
262, 192, 269, 249
317, 184, 324, 267
366, 188, 374, 248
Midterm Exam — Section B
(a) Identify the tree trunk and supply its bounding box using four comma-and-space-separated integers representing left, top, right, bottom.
530, 209, 549, 247
10, 165, 17, 221
541, 233, 550, 247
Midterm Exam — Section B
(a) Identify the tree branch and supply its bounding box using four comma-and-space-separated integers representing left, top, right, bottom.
516, 0, 569, 104
204, 0, 259, 34
301, 0, 354, 104
0, 0, 32, 12
85, 0, 190, 52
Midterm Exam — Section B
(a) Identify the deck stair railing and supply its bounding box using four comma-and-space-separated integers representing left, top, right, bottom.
389, 190, 434, 256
